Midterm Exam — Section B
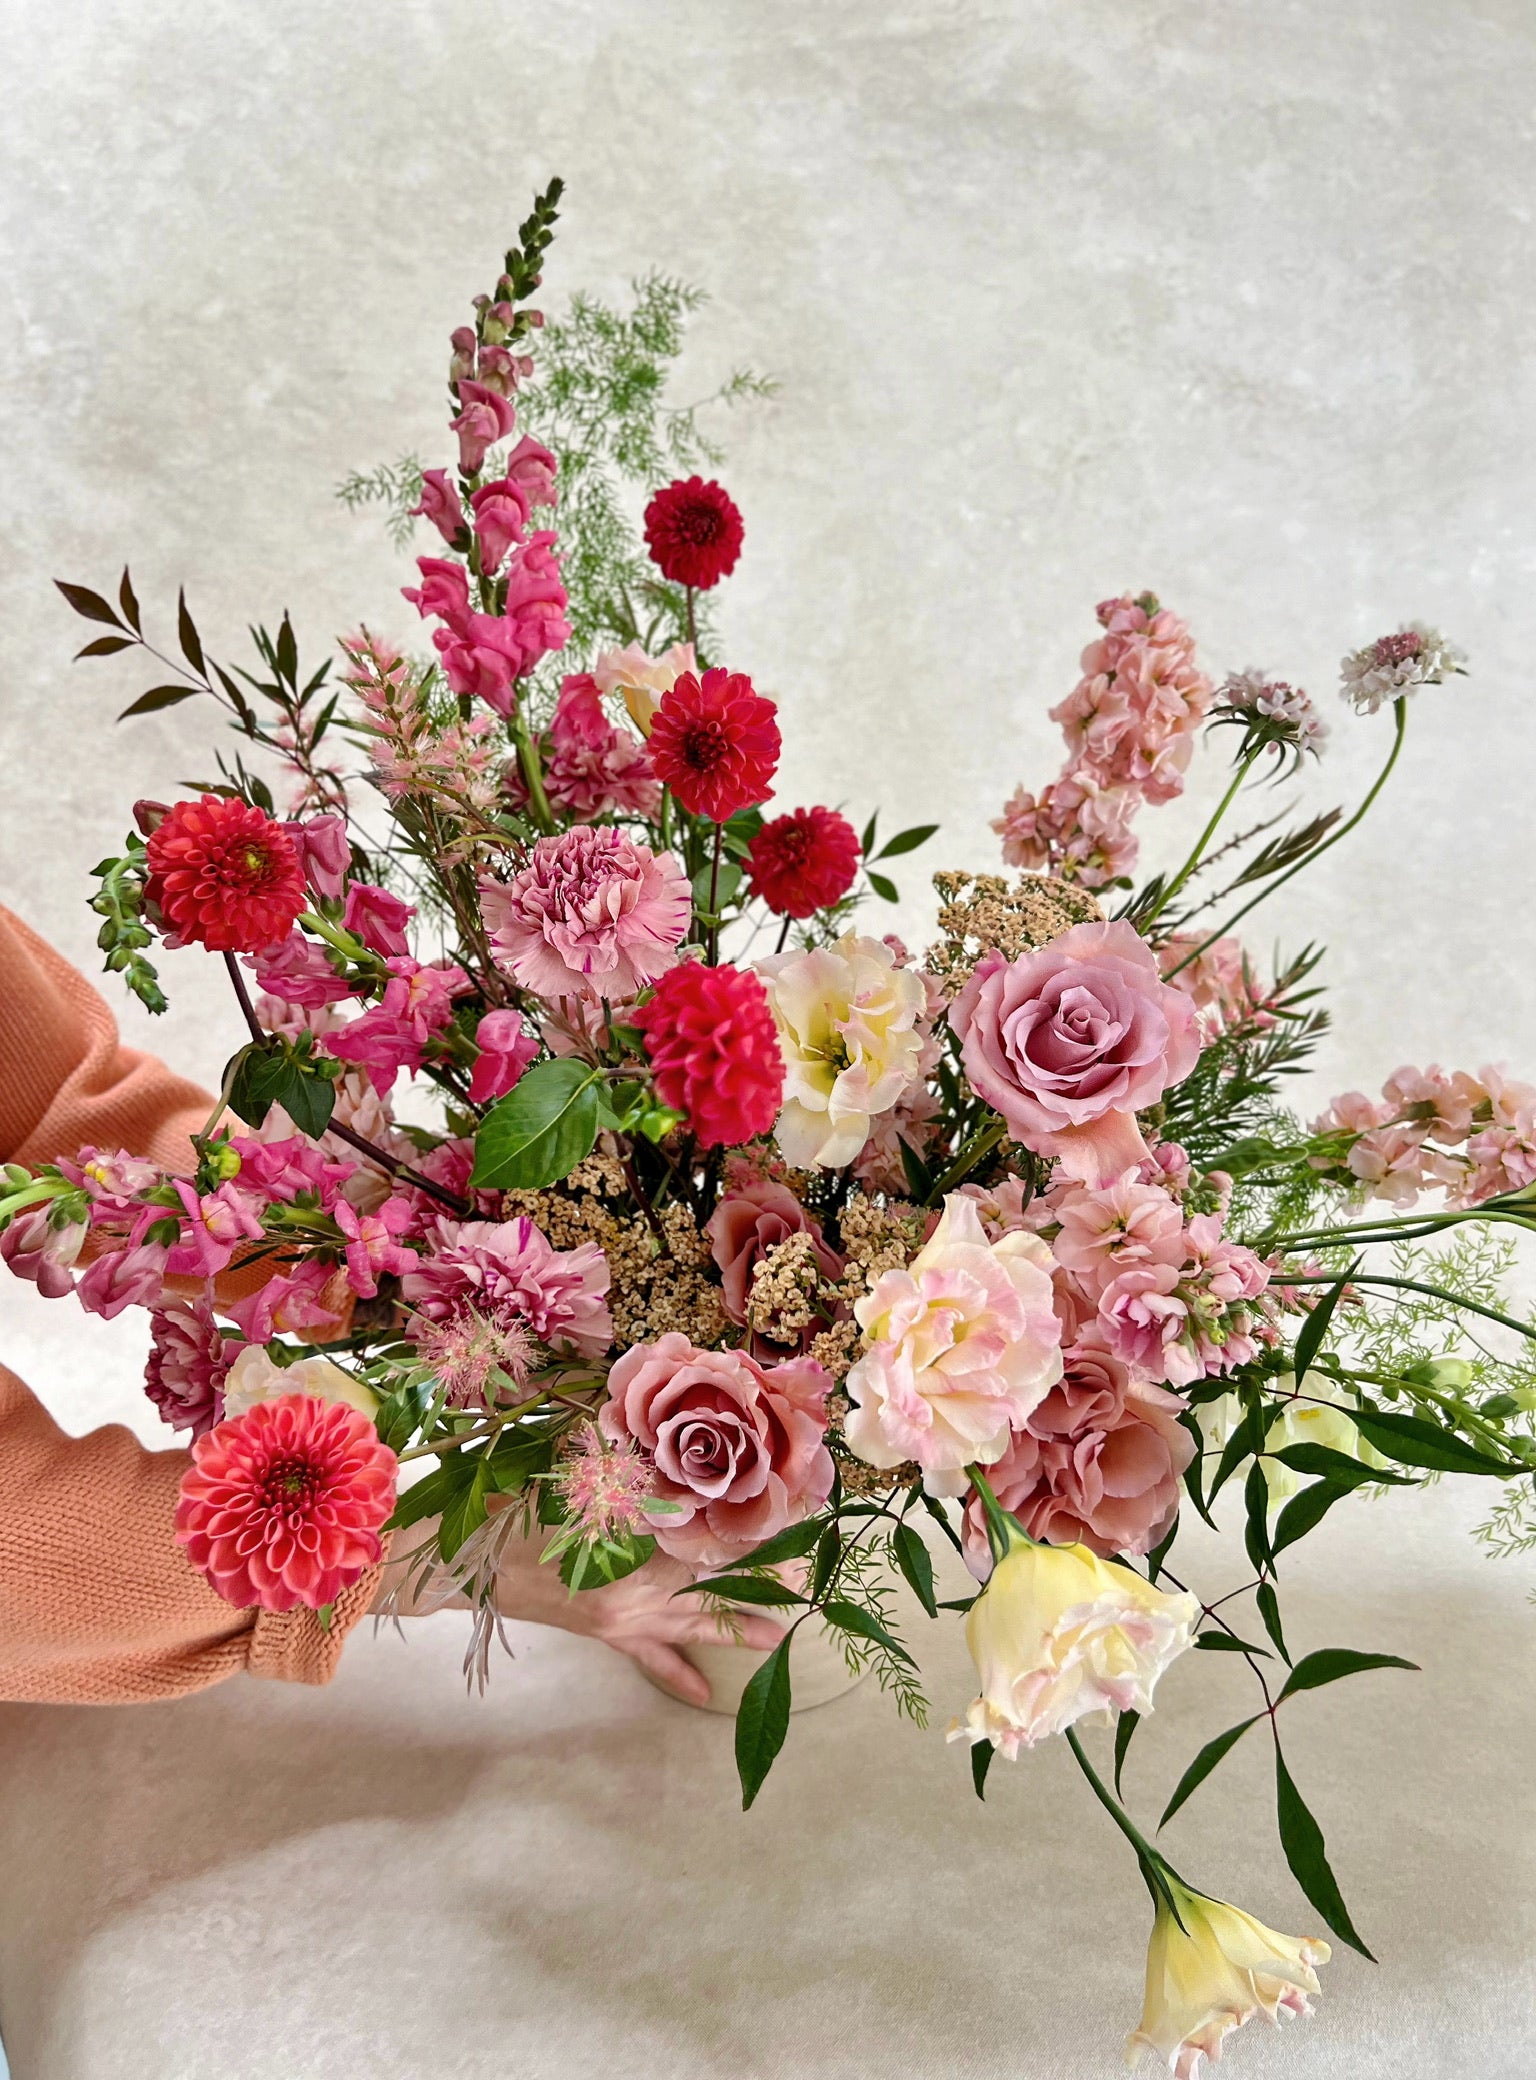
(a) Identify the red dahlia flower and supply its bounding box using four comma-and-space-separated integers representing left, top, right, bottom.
643, 476, 744, 590
636, 962, 783, 1147
647, 667, 781, 822
175, 1393, 397, 1612
144, 795, 307, 953
746, 806, 861, 918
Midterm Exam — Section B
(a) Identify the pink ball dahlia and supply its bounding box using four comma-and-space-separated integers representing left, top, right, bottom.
647, 667, 781, 822
635, 962, 783, 1148
479, 826, 691, 1001
746, 805, 861, 917
642, 475, 744, 591
174, 1393, 398, 1612
144, 795, 307, 953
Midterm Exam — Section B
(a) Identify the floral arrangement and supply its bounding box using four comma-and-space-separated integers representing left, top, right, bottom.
8, 179, 1536, 2076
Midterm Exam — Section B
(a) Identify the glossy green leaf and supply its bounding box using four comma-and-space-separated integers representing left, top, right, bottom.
867, 870, 899, 903
1159, 1716, 1262, 1828
1275, 1749, 1374, 1958
1114, 1709, 1140, 1797
1350, 1407, 1522, 1477
892, 1521, 938, 1617
385, 1449, 479, 1534
971, 1741, 994, 1801
1290, 1262, 1356, 1387
1243, 1460, 1273, 1575
732, 1518, 827, 1569
1278, 1648, 1418, 1703
820, 1598, 916, 1666
1209, 1399, 1267, 1503
876, 823, 939, 859
1255, 1581, 1290, 1664
735, 1635, 793, 1809
438, 1450, 496, 1557
810, 1524, 843, 1604
1271, 1442, 1412, 1486
1271, 1479, 1354, 1556
471, 1059, 601, 1190
1194, 1630, 1270, 1657
681, 1574, 805, 1607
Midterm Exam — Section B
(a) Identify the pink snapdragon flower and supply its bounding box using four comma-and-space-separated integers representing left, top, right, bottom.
402, 1216, 613, 1360
165, 1179, 267, 1279
993, 774, 1141, 888
1049, 1174, 1186, 1291
480, 826, 691, 1001
325, 957, 470, 1095
1158, 935, 1271, 1038
403, 557, 471, 625
334, 1197, 417, 1298
450, 379, 517, 473
285, 814, 350, 900
467, 1008, 540, 1106
409, 468, 466, 545
75, 1241, 171, 1319
470, 475, 531, 570
0, 1204, 87, 1297
230, 1134, 354, 1208
502, 433, 558, 508
246, 930, 356, 1008
342, 883, 415, 959
223, 1259, 355, 1346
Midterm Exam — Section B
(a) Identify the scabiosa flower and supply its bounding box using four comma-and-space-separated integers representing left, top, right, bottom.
647, 667, 781, 821
144, 1296, 238, 1437
1214, 670, 1328, 758
174, 1393, 397, 1612
480, 826, 691, 1002
1340, 623, 1466, 713
554, 1421, 657, 1543
410, 1305, 539, 1409
746, 806, 861, 917
642, 475, 744, 590
635, 962, 784, 1148
144, 795, 307, 953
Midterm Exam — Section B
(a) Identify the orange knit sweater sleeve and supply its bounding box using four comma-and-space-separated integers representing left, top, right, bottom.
0, 903, 381, 1704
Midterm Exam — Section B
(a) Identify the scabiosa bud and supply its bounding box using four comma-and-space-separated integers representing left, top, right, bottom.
642, 476, 744, 590
647, 667, 780, 821
635, 962, 784, 1148
144, 795, 307, 953
1214, 671, 1328, 759
746, 806, 861, 918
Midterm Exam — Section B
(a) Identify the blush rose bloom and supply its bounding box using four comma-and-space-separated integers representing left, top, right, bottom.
705, 1177, 844, 1328
946, 1527, 1198, 1757
756, 931, 928, 1168
950, 919, 1201, 1186
842, 1193, 1063, 1493
600, 1332, 833, 1568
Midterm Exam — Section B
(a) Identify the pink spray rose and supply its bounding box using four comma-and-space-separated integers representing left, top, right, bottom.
705, 1177, 845, 1328
480, 826, 691, 1001
950, 919, 1201, 1186
600, 1332, 833, 1568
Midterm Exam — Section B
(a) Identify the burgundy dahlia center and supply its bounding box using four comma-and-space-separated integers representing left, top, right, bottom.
262, 1453, 321, 1513
674, 501, 723, 546
680, 718, 730, 772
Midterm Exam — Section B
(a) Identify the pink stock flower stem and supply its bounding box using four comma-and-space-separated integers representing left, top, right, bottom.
1141, 745, 1263, 933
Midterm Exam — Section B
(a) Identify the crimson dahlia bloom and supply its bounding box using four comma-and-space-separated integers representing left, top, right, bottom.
647, 666, 780, 821
144, 795, 307, 953
636, 962, 783, 1147
174, 1393, 397, 1611
643, 475, 744, 590
746, 805, 861, 917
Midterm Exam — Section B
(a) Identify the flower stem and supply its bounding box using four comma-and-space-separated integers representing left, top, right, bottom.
510, 710, 555, 834
1164, 696, 1408, 979
1143, 746, 1263, 932
1267, 1270, 1536, 1343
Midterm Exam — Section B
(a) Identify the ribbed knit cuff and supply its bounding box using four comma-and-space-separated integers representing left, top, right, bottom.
245, 1544, 390, 1686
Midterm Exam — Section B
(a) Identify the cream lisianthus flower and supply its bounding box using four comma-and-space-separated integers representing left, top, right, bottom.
946, 1528, 1197, 1756
1200, 1374, 1387, 1505
591, 639, 697, 737
222, 1343, 379, 1422
843, 1192, 1062, 1491
756, 931, 927, 1167
1127, 1876, 1330, 2075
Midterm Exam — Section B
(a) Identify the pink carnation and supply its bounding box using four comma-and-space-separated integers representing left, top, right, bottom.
145, 1296, 238, 1437
600, 1332, 832, 1567
401, 1216, 613, 1360
527, 674, 662, 822
480, 827, 691, 1001
951, 919, 1201, 1186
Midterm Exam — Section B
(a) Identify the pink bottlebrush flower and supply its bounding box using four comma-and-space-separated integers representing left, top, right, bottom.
410, 1305, 538, 1409
402, 1216, 613, 1361
502, 433, 558, 509
145, 1295, 238, 1437
334, 1196, 418, 1298
286, 813, 351, 900
470, 475, 531, 571
342, 882, 415, 959
0, 1204, 88, 1298
223, 1259, 356, 1345
555, 1421, 657, 1543
601, 1334, 832, 1568
410, 468, 467, 546
246, 929, 356, 1009
402, 556, 472, 627
450, 379, 518, 474
165, 1179, 266, 1279
175, 1393, 397, 1612
480, 826, 691, 1002
705, 1177, 845, 1328
75, 1241, 171, 1319
467, 1007, 540, 1106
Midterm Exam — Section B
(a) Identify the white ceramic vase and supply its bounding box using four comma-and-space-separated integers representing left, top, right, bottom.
655, 1617, 868, 1716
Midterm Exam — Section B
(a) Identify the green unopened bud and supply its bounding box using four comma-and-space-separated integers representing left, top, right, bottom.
210, 1143, 244, 1182
1423, 1358, 1474, 1391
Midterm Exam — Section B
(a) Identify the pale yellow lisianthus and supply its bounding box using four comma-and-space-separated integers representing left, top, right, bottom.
946, 1529, 1198, 1757
1127, 1876, 1330, 2075
222, 1343, 379, 1422
756, 931, 927, 1167
1201, 1374, 1387, 1505
591, 640, 697, 737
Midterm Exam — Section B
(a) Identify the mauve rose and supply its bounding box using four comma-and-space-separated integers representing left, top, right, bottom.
950, 919, 1200, 1186
600, 1332, 833, 1568
705, 1178, 844, 1328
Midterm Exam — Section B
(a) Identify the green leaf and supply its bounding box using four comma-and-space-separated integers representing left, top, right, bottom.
375, 1379, 433, 1455
56, 579, 121, 626
898, 1135, 935, 1204
118, 685, 199, 719
810, 1524, 842, 1604
820, 1598, 916, 1666
1290, 1262, 1356, 1387
876, 823, 939, 859
971, 1741, 994, 1801
1272, 1479, 1354, 1556
1243, 1460, 1273, 1576
1255, 1581, 1290, 1664
559, 1532, 655, 1589
276, 612, 298, 687
117, 567, 142, 633
1114, 1709, 1140, 1797
690, 857, 742, 917
866, 870, 899, 903
732, 1518, 827, 1569
920, 1488, 965, 1554
280, 1061, 336, 1139
385, 1449, 479, 1534
1159, 1716, 1262, 1828
1209, 1398, 1267, 1503
1195, 1630, 1270, 1657
438, 1449, 496, 1557
1275, 1749, 1374, 1958
735, 1635, 793, 1810
1146, 1513, 1179, 1584
861, 812, 878, 857
177, 588, 204, 673
681, 1574, 805, 1608
1278, 1648, 1418, 1703
891, 1522, 938, 1617
76, 635, 134, 659
471, 1059, 601, 1190
225, 1041, 294, 1128
1349, 1407, 1522, 1477
1271, 1442, 1413, 1486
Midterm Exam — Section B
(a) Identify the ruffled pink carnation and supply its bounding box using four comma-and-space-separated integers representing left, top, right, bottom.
145, 1295, 238, 1437
480, 826, 691, 1001
951, 919, 1201, 1186
600, 1332, 832, 1567
401, 1216, 613, 1360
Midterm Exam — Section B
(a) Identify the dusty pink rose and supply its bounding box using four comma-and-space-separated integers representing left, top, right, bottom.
480, 826, 691, 1001
343, 883, 415, 958
705, 1177, 845, 1327
600, 1332, 833, 1567
409, 468, 466, 545
950, 919, 1200, 1185
467, 1007, 540, 1105
402, 1216, 612, 1360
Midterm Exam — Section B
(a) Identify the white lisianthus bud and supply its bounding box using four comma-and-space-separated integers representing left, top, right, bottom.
946, 1528, 1197, 1756
1127, 1875, 1330, 2074
222, 1343, 379, 1422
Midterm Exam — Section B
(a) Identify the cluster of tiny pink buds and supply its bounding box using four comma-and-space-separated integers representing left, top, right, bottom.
411, 1306, 539, 1410
554, 1422, 657, 1543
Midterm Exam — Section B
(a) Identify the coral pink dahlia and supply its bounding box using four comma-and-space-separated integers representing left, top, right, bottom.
175, 1393, 397, 1611
145, 795, 307, 953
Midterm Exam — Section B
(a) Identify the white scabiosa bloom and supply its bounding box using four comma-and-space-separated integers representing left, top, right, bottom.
756, 930, 927, 1167
1339, 624, 1465, 714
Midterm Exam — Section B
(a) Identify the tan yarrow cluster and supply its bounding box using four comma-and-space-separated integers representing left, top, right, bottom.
925, 869, 1102, 994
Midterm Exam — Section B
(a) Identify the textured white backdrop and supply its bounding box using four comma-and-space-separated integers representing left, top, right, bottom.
1, 3, 1534, 2077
